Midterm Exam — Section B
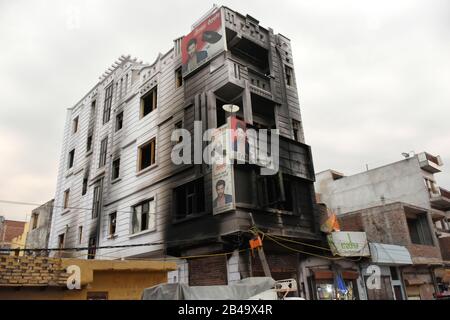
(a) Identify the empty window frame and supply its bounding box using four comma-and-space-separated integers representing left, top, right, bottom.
285, 65, 293, 86
86, 133, 93, 153
140, 87, 157, 118
99, 137, 108, 168
92, 185, 101, 219
115, 111, 123, 132
63, 189, 70, 209
68, 149, 75, 169
88, 236, 96, 259
175, 67, 183, 88
31, 213, 39, 230
407, 215, 433, 246
82, 177, 88, 196
112, 158, 120, 180
132, 198, 156, 233
173, 178, 205, 220
109, 212, 117, 236
58, 233, 65, 249
102, 83, 113, 124
292, 120, 301, 142
78, 226, 83, 244
138, 138, 156, 171
72, 116, 79, 134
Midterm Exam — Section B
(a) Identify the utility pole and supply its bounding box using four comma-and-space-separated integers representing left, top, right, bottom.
249, 212, 272, 278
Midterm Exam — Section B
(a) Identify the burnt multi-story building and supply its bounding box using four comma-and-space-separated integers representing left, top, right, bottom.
48, 6, 321, 293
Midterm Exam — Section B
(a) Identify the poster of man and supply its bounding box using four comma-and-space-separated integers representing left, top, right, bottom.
181, 9, 225, 76
213, 179, 233, 208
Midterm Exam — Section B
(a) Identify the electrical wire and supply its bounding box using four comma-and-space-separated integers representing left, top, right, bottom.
0, 199, 136, 215
249, 226, 366, 262
264, 233, 363, 262
250, 227, 332, 252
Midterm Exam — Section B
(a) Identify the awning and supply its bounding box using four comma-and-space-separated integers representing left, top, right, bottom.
405, 278, 426, 286
313, 270, 334, 280
312, 269, 359, 280
369, 243, 413, 265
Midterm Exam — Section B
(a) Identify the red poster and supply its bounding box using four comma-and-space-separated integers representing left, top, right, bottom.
181, 9, 225, 76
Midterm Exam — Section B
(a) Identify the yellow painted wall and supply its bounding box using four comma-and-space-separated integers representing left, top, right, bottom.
0, 270, 168, 300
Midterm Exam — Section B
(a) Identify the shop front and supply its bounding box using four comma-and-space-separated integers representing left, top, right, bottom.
308, 268, 360, 300
402, 266, 437, 300
434, 267, 450, 298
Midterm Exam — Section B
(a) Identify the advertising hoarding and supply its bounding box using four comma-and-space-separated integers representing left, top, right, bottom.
211, 121, 235, 215
181, 9, 226, 76
327, 231, 370, 257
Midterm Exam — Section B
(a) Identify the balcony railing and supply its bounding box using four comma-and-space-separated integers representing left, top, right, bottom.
430, 187, 450, 210
440, 187, 450, 199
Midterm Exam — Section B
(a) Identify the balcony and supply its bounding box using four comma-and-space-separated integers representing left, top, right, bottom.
248, 69, 273, 100
223, 7, 270, 51
430, 187, 450, 211
418, 152, 442, 173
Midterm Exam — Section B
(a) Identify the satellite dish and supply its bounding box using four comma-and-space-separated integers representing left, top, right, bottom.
222, 104, 240, 113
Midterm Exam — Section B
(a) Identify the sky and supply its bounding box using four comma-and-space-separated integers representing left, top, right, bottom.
0, 0, 449, 221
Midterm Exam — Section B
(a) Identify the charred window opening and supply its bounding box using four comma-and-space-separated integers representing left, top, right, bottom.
250, 94, 275, 130
86, 133, 93, 153
234, 165, 254, 205
141, 87, 157, 118
285, 65, 293, 86
82, 177, 88, 196
88, 236, 96, 259
112, 158, 120, 180
175, 67, 183, 88
99, 137, 108, 168
173, 178, 205, 220
68, 149, 75, 169
31, 213, 39, 230
256, 172, 312, 214
226, 31, 270, 73
115, 111, 123, 132
109, 212, 117, 236
132, 198, 156, 234
58, 233, 65, 250
78, 226, 83, 244
92, 185, 101, 219
138, 138, 156, 171
292, 120, 301, 142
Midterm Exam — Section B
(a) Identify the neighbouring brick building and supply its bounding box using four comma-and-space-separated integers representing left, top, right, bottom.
48, 5, 322, 295
316, 151, 450, 299
0, 218, 26, 254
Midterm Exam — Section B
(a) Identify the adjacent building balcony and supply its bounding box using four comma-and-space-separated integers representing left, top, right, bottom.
418, 152, 443, 173
430, 187, 450, 211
